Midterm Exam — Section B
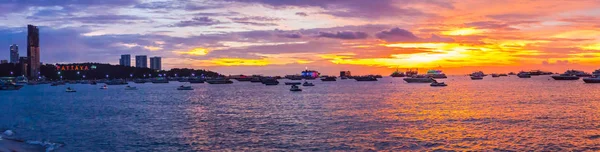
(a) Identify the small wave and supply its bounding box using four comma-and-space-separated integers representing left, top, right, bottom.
26, 140, 64, 152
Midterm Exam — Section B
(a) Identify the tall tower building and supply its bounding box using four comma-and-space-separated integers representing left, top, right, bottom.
135, 55, 147, 68
150, 56, 161, 70
27, 25, 40, 79
10, 44, 18, 63
120, 54, 131, 66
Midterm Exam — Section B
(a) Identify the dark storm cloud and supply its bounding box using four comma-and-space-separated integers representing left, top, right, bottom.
375, 27, 453, 42
317, 31, 368, 40
169, 17, 223, 27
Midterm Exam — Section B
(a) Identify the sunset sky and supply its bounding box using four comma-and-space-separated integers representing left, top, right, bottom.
1, 0, 600, 75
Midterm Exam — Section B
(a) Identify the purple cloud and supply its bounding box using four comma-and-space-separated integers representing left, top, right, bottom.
376, 27, 453, 42
169, 17, 222, 27
295, 12, 308, 16
317, 31, 368, 40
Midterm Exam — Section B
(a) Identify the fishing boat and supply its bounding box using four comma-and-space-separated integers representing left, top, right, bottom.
403, 75, 435, 83
302, 82, 314, 86
354, 76, 378, 81
320, 76, 337, 81
206, 78, 234, 84
583, 76, 600, 83
261, 78, 279, 85
430, 82, 447, 87
426, 70, 447, 79
177, 85, 194, 90
290, 85, 302, 92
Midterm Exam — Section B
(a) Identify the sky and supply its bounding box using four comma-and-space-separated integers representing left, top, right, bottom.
1, 0, 600, 75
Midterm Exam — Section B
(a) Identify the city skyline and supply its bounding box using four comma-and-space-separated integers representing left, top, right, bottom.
1, 1, 600, 75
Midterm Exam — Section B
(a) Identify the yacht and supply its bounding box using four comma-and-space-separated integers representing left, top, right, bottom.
470, 72, 484, 80
491, 74, 500, 77
289, 85, 302, 92
552, 70, 582, 80
563, 70, 592, 77
517, 71, 531, 78
403, 75, 435, 83
250, 77, 263, 83
206, 78, 234, 84
426, 70, 447, 79
65, 87, 77, 92
499, 73, 508, 76
354, 76, 378, 81
592, 69, 600, 77
177, 85, 194, 90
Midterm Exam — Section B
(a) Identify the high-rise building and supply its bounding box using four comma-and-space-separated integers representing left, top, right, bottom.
135, 55, 147, 68
10, 44, 18, 63
27, 25, 40, 79
19, 57, 28, 76
1, 60, 7, 64
150, 56, 161, 70
120, 54, 131, 66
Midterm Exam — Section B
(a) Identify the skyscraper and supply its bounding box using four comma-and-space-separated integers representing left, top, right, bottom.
150, 56, 161, 70
120, 54, 131, 66
10, 44, 18, 63
27, 25, 40, 79
135, 55, 147, 68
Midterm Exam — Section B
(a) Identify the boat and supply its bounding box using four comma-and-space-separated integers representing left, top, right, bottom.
552, 71, 581, 80
0, 81, 24, 90
583, 76, 600, 83
491, 74, 500, 77
470, 72, 484, 80
285, 75, 303, 80
405, 69, 418, 77
302, 82, 314, 86
177, 85, 194, 90
206, 78, 234, 84
125, 86, 138, 90
106, 79, 128, 85
51, 81, 66, 86
320, 76, 337, 81
188, 77, 205, 83
100, 85, 108, 89
340, 76, 348, 79
499, 74, 508, 76
426, 70, 447, 79
390, 69, 406, 77
290, 85, 302, 92
151, 78, 169, 83
250, 77, 262, 83
517, 71, 531, 78
403, 75, 435, 83
284, 82, 302, 85
177, 78, 189, 82
354, 76, 378, 81
133, 79, 146, 83
66, 87, 77, 92
470, 75, 484, 80
508, 72, 516, 75
430, 82, 447, 87
261, 78, 279, 85
563, 70, 592, 77
529, 70, 553, 76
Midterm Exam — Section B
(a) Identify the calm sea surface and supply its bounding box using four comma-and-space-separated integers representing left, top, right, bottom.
2, 76, 600, 151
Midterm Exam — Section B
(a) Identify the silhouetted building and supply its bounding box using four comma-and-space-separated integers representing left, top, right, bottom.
340, 71, 351, 77
150, 56, 161, 70
10, 44, 18, 63
0, 60, 7, 64
19, 57, 28, 76
27, 25, 40, 79
120, 54, 131, 66
135, 55, 147, 68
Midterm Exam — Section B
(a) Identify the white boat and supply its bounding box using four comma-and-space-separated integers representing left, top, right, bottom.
302, 82, 314, 86
290, 85, 302, 92
177, 85, 194, 90
66, 87, 76, 92
125, 86, 138, 90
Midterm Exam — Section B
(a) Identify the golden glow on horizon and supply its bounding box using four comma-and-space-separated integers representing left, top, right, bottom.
441, 28, 485, 36
175, 48, 210, 56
